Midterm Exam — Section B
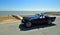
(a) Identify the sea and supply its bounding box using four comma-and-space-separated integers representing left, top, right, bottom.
0, 11, 45, 16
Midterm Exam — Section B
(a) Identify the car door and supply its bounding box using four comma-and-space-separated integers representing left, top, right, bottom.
38, 17, 46, 24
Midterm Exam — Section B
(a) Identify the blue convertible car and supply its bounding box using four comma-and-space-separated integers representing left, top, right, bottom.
21, 14, 56, 28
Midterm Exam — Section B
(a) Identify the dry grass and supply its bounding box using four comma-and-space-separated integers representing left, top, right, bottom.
0, 16, 20, 24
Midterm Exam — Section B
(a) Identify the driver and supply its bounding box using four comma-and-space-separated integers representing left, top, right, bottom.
40, 13, 45, 19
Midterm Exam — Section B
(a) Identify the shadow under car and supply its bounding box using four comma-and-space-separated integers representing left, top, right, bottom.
19, 23, 56, 31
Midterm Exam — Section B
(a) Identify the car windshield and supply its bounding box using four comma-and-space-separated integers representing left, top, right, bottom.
35, 14, 40, 17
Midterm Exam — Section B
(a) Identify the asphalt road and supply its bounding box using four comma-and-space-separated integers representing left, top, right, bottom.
0, 16, 60, 35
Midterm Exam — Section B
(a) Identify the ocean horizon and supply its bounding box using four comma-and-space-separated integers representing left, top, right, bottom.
0, 11, 45, 16
0, 11, 60, 16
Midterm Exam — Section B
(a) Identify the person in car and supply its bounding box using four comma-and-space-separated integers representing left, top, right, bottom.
40, 13, 45, 19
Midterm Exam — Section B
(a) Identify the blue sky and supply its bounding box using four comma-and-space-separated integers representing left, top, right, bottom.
0, 0, 60, 11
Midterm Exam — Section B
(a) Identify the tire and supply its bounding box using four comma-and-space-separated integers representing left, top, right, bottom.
48, 20, 52, 24
24, 22, 32, 28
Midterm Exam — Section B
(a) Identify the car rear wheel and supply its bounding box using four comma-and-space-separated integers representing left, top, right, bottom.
48, 20, 52, 24
24, 22, 32, 28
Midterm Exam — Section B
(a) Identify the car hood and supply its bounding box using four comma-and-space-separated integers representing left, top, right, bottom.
23, 16, 39, 20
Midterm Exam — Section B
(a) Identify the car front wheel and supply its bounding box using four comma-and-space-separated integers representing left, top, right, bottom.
24, 22, 32, 28
48, 20, 52, 24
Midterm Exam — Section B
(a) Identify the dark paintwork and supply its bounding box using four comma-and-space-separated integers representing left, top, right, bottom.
21, 14, 56, 25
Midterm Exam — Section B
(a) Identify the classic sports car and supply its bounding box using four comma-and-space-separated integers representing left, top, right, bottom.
21, 14, 56, 28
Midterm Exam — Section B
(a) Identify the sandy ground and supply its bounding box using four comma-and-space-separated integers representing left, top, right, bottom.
0, 14, 60, 24
0, 16, 60, 35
